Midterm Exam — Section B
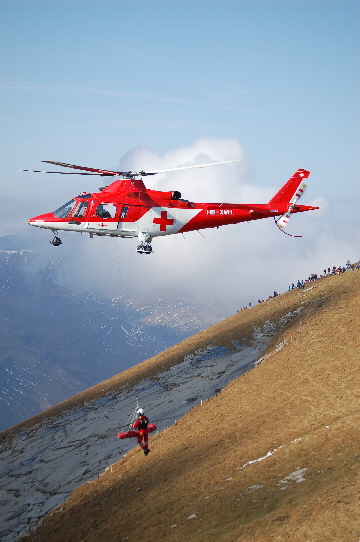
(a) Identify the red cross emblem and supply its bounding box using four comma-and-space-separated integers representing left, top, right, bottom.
153, 210, 175, 231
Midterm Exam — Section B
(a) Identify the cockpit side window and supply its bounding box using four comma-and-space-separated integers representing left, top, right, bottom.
73, 201, 88, 218
53, 199, 75, 218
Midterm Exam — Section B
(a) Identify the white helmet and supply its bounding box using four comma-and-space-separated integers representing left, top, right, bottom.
137, 408, 144, 416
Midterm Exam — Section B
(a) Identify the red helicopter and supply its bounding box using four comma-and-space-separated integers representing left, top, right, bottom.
26, 160, 318, 254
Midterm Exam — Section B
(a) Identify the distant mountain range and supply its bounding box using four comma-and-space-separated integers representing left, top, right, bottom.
0, 235, 224, 431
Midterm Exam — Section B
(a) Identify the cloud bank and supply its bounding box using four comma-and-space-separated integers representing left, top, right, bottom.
60, 137, 358, 317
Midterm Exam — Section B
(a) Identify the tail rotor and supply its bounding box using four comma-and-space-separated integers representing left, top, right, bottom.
277, 182, 307, 229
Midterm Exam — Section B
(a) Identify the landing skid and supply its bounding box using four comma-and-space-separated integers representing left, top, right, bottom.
50, 232, 62, 246
136, 242, 153, 254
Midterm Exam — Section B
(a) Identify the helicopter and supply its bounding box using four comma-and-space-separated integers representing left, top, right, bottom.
26, 160, 318, 254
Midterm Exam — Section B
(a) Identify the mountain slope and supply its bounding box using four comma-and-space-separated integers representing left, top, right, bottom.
8, 270, 360, 541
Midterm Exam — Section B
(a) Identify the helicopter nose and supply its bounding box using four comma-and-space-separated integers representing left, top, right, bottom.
28, 212, 55, 227
28, 214, 42, 225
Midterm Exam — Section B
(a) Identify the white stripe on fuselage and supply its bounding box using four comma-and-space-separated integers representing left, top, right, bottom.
136, 207, 201, 237
29, 220, 137, 237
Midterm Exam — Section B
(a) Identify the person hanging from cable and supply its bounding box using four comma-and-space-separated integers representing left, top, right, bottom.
131, 408, 151, 455
117, 404, 157, 455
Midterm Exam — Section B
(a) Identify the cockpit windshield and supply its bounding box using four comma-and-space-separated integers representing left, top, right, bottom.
53, 199, 75, 218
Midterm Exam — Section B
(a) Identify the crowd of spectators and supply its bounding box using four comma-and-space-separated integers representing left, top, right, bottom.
237, 259, 359, 314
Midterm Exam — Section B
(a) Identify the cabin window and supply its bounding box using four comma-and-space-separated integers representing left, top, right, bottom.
95, 203, 116, 219
73, 202, 88, 218
53, 199, 75, 218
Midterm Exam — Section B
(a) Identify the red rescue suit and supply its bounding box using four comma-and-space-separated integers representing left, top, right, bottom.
132, 415, 150, 451
117, 423, 157, 440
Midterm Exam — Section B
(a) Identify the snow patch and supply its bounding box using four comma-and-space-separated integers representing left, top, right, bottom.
256, 340, 287, 366
237, 446, 284, 470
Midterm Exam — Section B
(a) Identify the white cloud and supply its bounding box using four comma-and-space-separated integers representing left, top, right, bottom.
120, 136, 248, 203
62, 137, 358, 317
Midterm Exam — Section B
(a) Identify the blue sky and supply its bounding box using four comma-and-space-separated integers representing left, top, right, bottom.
1, 0, 359, 313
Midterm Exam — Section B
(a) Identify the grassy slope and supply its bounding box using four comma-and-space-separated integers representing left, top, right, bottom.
19, 271, 360, 542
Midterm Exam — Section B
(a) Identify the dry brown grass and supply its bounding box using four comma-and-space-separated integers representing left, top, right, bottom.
19, 271, 360, 541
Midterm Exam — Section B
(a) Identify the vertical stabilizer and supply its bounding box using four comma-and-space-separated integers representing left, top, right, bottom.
268, 169, 310, 205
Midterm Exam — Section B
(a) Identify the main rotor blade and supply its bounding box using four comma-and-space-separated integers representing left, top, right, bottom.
141, 159, 244, 175
23, 169, 115, 176
42, 161, 120, 175
24, 158, 244, 177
